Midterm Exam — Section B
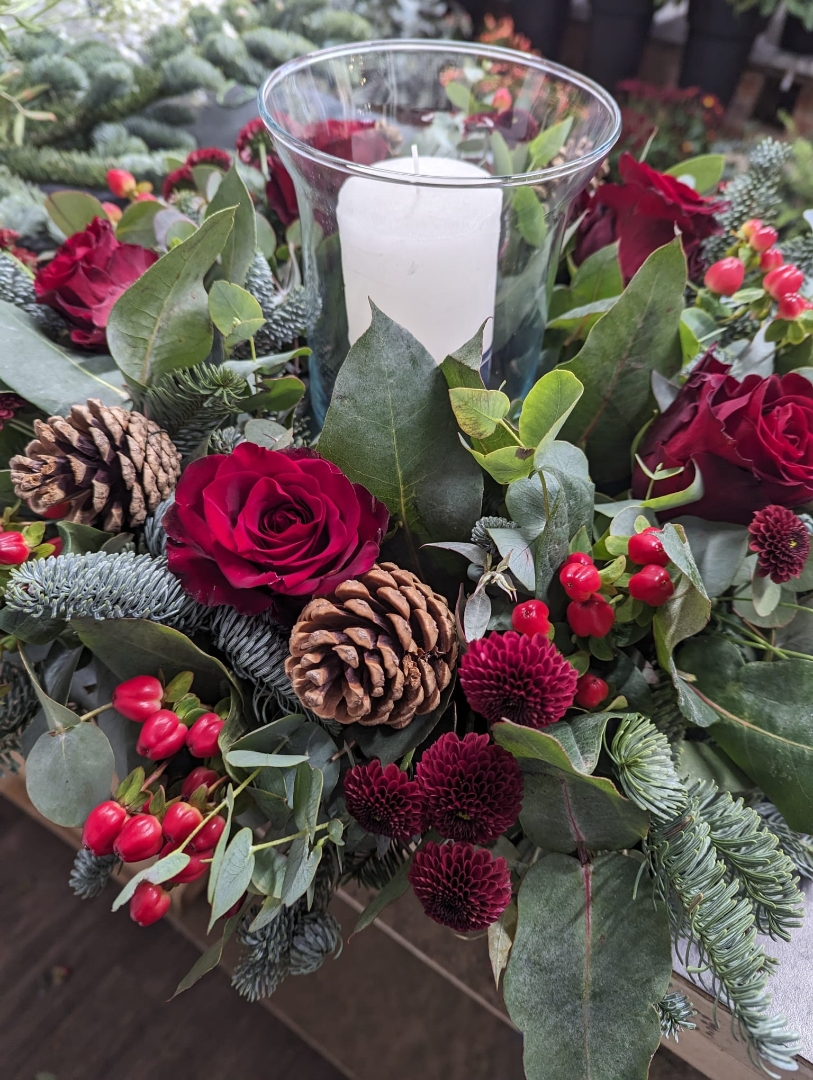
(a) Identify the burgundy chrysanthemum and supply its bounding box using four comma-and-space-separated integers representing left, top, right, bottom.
343, 759, 424, 842
162, 165, 194, 201
416, 732, 523, 843
749, 504, 811, 584
186, 147, 232, 171
459, 631, 578, 729
408, 841, 512, 932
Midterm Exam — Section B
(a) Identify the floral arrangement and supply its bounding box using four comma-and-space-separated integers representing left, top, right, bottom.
1, 82, 813, 1080
613, 80, 724, 175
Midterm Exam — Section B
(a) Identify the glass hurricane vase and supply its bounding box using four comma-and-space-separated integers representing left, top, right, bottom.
260, 39, 621, 424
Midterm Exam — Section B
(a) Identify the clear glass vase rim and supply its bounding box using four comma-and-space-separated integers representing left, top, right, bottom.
258, 38, 621, 190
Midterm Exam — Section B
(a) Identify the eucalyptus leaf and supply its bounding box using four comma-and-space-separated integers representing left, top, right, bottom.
528, 117, 574, 168
172, 908, 243, 998
513, 187, 547, 248
488, 900, 517, 989
243, 418, 293, 450
106, 207, 235, 387
518, 369, 584, 450
464, 588, 491, 641
226, 750, 309, 768
210, 827, 255, 926
205, 165, 256, 286
111, 850, 191, 911
665, 153, 725, 194
280, 834, 321, 907
45, 190, 105, 237
292, 761, 323, 838
18, 647, 80, 732
504, 852, 671, 1080
115, 200, 162, 247
26, 722, 115, 827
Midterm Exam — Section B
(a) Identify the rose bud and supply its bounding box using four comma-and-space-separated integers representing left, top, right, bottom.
114, 813, 163, 862
760, 249, 783, 272
130, 881, 171, 926
106, 168, 136, 198
186, 712, 225, 758
162, 801, 203, 844
764, 264, 804, 300
181, 766, 219, 800
777, 294, 808, 321
190, 814, 226, 852
628, 565, 675, 607
749, 224, 778, 253
0, 531, 29, 565
136, 709, 187, 761
627, 527, 670, 567
704, 257, 745, 296
567, 594, 615, 638
112, 675, 164, 723
575, 674, 609, 710
82, 800, 127, 856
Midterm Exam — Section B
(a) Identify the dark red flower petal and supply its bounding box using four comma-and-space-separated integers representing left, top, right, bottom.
408, 841, 512, 932
749, 504, 811, 583
343, 759, 424, 842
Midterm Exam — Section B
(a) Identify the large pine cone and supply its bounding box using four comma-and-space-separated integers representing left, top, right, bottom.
286, 562, 458, 730
10, 399, 181, 532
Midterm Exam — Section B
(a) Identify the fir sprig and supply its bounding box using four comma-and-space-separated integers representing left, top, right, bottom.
341, 841, 411, 891
657, 992, 696, 1041
754, 800, 813, 881
207, 605, 299, 713
0, 655, 38, 774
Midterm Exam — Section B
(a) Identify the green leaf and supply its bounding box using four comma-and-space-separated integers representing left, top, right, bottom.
172, 908, 243, 998
659, 523, 708, 600
205, 166, 257, 286
106, 207, 235, 387
466, 442, 535, 484
280, 834, 322, 907
45, 190, 106, 237
674, 518, 749, 599
243, 417, 293, 450
26, 722, 115, 827
504, 852, 672, 1080
488, 899, 517, 989
445, 80, 475, 113
492, 717, 649, 853
353, 851, 411, 933
440, 326, 487, 391
319, 306, 483, 576
665, 153, 725, 194
528, 118, 574, 169
0, 302, 126, 413
293, 761, 323, 838
560, 239, 686, 484
519, 369, 584, 450
210, 827, 255, 927
111, 850, 191, 911
256, 375, 306, 413
679, 307, 719, 366
208, 786, 234, 904
546, 297, 618, 336
513, 187, 547, 248
18, 647, 80, 732
568, 243, 623, 307
678, 637, 813, 831
226, 750, 309, 769
208, 279, 264, 344
114, 200, 162, 247
448, 387, 510, 439
56, 521, 115, 555
349, 680, 455, 766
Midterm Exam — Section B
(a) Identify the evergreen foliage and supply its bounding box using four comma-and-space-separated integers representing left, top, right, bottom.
0, 655, 39, 773
754, 800, 813, 881
207, 605, 299, 712
136, 364, 251, 456
243, 252, 307, 354
341, 840, 411, 891
0, 252, 67, 337
69, 849, 118, 899
656, 992, 696, 1042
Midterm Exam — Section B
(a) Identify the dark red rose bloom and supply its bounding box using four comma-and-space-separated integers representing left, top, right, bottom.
408, 841, 512, 932
572, 188, 617, 266
575, 152, 723, 281
632, 354, 813, 524
186, 147, 232, 171
236, 116, 271, 168
416, 731, 523, 844
459, 631, 578, 729
266, 155, 300, 227
162, 165, 195, 201
164, 443, 389, 615
34, 217, 157, 349
748, 505, 811, 584
343, 759, 424, 842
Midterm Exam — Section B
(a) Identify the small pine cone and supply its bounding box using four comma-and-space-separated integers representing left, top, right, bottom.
69, 849, 118, 899
289, 911, 342, 976
285, 562, 458, 730
10, 399, 181, 532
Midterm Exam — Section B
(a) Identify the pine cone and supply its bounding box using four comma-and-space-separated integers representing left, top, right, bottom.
285, 562, 458, 730
10, 399, 181, 532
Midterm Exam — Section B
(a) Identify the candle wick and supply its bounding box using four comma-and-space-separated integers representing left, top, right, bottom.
411, 144, 420, 175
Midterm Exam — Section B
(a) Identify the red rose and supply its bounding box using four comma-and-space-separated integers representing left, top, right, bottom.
632, 354, 813, 524
164, 443, 389, 614
266, 154, 300, 227
571, 188, 617, 266
236, 116, 271, 168
34, 217, 157, 350
575, 153, 723, 281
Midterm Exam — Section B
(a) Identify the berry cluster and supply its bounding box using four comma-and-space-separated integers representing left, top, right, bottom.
103, 168, 156, 225
112, 674, 225, 762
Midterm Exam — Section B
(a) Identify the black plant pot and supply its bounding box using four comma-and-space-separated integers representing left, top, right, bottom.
781, 13, 813, 56
585, 0, 655, 91
513, 0, 571, 60
679, 0, 768, 106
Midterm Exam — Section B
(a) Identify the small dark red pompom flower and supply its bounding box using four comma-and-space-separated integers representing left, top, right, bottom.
343, 759, 424, 842
408, 841, 512, 932
416, 732, 523, 843
459, 631, 578, 729
186, 147, 232, 171
748, 505, 811, 584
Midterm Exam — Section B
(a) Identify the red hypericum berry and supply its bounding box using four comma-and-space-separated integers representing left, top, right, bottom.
162, 801, 203, 844
106, 167, 136, 198
81, 800, 127, 856
627, 527, 670, 567
223, 896, 246, 919
760, 249, 783, 272
0, 531, 29, 565
48, 537, 63, 558
575, 674, 609, 710
764, 264, 804, 300
181, 766, 219, 800
777, 293, 807, 321
749, 224, 778, 253
102, 201, 122, 224
136, 709, 187, 761
511, 599, 550, 636
111, 675, 163, 723
134, 192, 158, 202
741, 218, 762, 239
567, 594, 615, 638
704, 257, 745, 296
563, 551, 594, 567
190, 814, 226, 852
559, 561, 601, 602
130, 881, 171, 926
113, 813, 163, 862
160, 841, 213, 884
628, 565, 675, 607
186, 712, 225, 758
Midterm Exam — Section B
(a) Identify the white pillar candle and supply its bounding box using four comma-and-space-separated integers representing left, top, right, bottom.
336, 156, 504, 363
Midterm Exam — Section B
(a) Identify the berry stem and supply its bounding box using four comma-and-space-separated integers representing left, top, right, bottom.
79, 701, 114, 722
251, 820, 331, 853
176, 767, 261, 853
